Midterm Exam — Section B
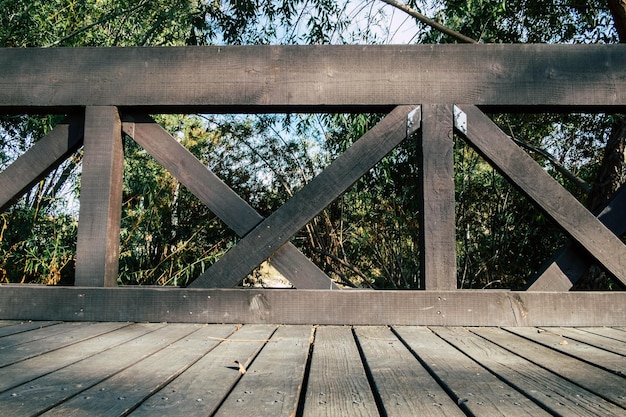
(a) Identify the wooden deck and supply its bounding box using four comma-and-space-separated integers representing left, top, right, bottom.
0, 321, 623, 416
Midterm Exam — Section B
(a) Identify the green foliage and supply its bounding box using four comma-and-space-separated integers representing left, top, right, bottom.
0, 1, 623, 289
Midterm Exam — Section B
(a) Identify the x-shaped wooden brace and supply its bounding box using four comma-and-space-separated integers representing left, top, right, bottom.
187, 105, 421, 288
121, 114, 337, 290
454, 105, 626, 288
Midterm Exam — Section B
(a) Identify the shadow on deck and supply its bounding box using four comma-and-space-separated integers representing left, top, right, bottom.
0, 321, 624, 416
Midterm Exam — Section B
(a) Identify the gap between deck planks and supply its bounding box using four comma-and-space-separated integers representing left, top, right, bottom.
0, 322, 624, 417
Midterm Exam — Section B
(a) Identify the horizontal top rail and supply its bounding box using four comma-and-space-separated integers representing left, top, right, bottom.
1, 44, 625, 113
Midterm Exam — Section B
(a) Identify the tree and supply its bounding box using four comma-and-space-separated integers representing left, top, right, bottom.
1, 1, 624, 289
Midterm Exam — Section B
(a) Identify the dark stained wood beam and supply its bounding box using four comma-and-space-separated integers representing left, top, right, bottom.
526, 184, 626, 291
75, 107, 123, 287
456, 105, 626, 287
190, 105, 418, 288
0, 114, 83, 213
0, 285, 624, 326
122, 115, 336, 290
419, 105, 457, 290
0, 45, 625, 112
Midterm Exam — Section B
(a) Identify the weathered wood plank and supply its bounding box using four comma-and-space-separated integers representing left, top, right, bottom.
1, 45, 625, 111
456, 105, 626, 286
124, 116, 336, 290
0, 324, 228, 416
191, 105, 415, 288
128, 324, 276, 417
578, 327, 626, 343
354, 326, 464, 416
0, 323, 163, 393
214, 325, 312, 417
302, 326, 379, 417
0, 321, 128, 368
544, 327, 626, 356
39, 324, 233, 417
394, 326, 550, 416
75, 106, 123, 287
505, 326, 626, 376
0, 321, 93, 350
527, 184, 626, 291
1, 286, 626, 326
471, 327, 626, 408
419, 104, 456, 290
433, 327, 624, 416
0, 320, 61, 337
0, 115, 83, 213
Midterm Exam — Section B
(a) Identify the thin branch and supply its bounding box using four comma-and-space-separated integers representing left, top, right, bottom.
379, 0, 478, 44
509, 134, 592, 193
45, 0, 150, 47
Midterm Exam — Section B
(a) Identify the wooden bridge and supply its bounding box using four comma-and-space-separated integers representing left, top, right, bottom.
0, 45, 625, 416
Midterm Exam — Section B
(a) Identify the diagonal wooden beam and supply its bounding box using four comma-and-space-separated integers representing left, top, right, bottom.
75, 107, 123, 287
526, 184, 626, 291
455, 105, 626, 287
190, 105, 419, 288
0, 114, 83, 213
122, 115, 337, 290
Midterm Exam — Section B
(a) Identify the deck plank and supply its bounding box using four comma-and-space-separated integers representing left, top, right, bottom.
0, 322, 129, 367
0, 320, 61, 337
0, 324, 229, 416
543, 327, 626, 357
0, 323, 165, 394
505, 327, 625, 376
0, 323, 623, 416
394, 326, 551, 416
354, 326, 464, 417
577, 327, 626, 343
214, 325, 313, 417
39, 324, 237, 417
128, 324, 277, 417
471, 327, 626, 408
302, 326, 379, 417
433, 327, 623, 416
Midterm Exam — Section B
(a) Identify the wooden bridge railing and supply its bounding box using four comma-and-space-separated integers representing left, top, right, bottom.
0, 45, 625, 325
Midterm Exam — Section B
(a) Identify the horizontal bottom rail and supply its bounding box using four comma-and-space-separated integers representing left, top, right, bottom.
0, 285, 624, 326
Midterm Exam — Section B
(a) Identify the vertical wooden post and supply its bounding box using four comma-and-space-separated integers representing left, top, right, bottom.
418, 104, 457, 290
75, 107, 123, 287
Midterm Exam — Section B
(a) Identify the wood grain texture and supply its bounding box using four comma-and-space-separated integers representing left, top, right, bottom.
40, 324, 232, 417
394, 326, 550, 416
354, 326, 464, 416
539, 326, 626, 356
578, 326, 626, 343
191, 105, 415, 288
213, 325, 312, 417
419, 104, 456, 290
457, 105, 626, 286
302, 326, 378, 417
472, 327, 626, 408
1, 45, 625, 111
0, 320, 61, 337
128, 325, 276, 417
505, 326, 626, 376
2, 286, 625, 325
0, 323, 159, 393
0, 114, 83, 212
0, 324, 226, 416
124, 116, 336, 290
0, 321, 128, 368
75, 106, 123, 287
433, 327, 624, 416
527, 184, 626, 291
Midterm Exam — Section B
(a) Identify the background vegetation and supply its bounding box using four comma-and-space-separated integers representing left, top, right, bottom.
0, 0, 624, 289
